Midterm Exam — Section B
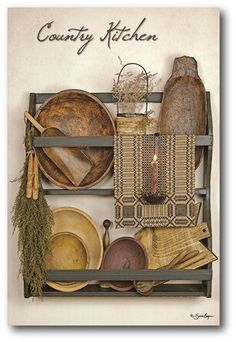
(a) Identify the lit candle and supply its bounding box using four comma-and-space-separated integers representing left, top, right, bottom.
151, 153, 158, 194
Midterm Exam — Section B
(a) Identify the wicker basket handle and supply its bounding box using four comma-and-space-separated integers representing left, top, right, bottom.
116, 62, 149, 117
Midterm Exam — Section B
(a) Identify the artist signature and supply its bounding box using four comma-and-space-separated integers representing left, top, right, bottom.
190, 313, 214, 320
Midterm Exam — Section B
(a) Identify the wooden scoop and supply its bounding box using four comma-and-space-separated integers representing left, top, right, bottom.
24, 111, 93, 187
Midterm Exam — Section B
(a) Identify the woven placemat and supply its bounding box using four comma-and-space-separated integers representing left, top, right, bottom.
114, 134, 196, 229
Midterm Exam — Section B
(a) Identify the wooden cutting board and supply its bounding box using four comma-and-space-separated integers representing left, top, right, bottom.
135, 223, 217, 269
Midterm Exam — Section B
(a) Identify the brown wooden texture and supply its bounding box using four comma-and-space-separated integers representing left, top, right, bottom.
41, 127, 93, 187
158, 56, 207, 168
26, 152, 34, 198
134, 250, 199, 295
135, 223, 217, 270
33, 89, 116, 189
32, 154, 39, 200
24, 111, 93, 187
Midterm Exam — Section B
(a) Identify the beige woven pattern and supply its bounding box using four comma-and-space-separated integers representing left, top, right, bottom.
116, 117, 147, 135
114, 134, 196, 229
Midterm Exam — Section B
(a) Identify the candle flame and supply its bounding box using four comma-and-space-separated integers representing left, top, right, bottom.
153, 154, 157, 161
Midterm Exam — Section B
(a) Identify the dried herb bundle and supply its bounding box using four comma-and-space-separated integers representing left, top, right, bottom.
112, 66, 157, 115
12, 121, 54, 296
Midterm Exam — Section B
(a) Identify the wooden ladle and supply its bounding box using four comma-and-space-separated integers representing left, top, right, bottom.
24, 111, 93, 187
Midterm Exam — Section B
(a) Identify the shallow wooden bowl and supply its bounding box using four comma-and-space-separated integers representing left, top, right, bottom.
46, 207, 103, 292
102, 237, 148, 292
34, 89, 116, 189
45, 232, 88, 270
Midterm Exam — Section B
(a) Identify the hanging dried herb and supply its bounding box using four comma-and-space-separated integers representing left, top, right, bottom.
112, 71, 157, 106
12, 120, 54, 296
112, 59, 158, 115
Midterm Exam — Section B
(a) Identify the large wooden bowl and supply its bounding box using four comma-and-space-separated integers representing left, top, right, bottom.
102, 237, 148, 291
34, 89, 116, 189
46, 207, 103, 292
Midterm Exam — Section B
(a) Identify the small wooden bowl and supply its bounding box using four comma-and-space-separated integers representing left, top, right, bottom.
46, 207, 103, 292
102, 237, 148, 291
45, 232, 88, 270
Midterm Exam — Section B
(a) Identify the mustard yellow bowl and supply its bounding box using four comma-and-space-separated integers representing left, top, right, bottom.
46, 207, 103, 292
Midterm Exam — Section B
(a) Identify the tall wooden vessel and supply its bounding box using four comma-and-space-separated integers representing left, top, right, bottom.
158, 56, 207, 168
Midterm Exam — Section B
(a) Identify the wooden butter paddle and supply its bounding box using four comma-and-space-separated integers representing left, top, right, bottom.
24, 111, 93, 187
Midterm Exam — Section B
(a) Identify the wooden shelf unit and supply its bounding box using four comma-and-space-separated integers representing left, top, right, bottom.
24, 91, 213, 298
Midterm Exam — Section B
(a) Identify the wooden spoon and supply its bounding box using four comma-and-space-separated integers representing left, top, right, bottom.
99, 219, 112, 289
134, 249, 200, 295
102, 219, 112, 250
24, 111, 93, 187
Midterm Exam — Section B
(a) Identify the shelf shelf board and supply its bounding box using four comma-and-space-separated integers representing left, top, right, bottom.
33, 135, 212, 148
43, 187, 206, 196
31, 283, 207, 297
46, 269, 212, 282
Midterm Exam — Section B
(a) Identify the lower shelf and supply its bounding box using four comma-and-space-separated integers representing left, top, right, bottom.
28, 283, 207, 297
24, 267, 212, 298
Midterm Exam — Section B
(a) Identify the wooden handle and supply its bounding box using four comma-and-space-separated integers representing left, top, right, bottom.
134, 249, 201, 295
176, 252, 207, 269
24, 111, 44, 133
26, 152, 34, 198
32, 155, 39, 200
179, 250, 199, 263
102, 219, 111, 250
167, 250, 190, 268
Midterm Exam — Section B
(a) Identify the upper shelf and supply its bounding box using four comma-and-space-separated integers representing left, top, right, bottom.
35, 91, 211, 104
33, 135, 213, 148
32, 91, 212, 148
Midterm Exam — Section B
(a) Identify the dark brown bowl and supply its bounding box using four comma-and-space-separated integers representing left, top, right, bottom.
102, 237, 148, 291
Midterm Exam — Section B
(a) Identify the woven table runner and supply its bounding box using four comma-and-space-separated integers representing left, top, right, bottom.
114, 134, 196, 229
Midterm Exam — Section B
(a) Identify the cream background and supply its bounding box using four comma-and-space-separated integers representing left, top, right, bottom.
8, 8, 219, 326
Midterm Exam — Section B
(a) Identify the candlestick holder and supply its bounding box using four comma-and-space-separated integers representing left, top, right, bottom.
142, 191, 166, 204
143, 135, 166, 204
